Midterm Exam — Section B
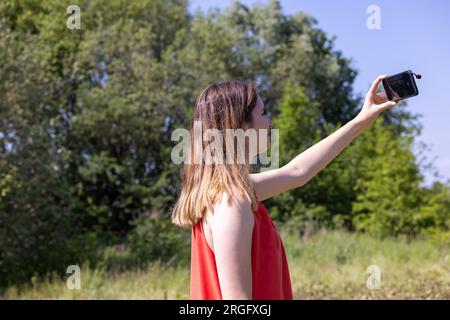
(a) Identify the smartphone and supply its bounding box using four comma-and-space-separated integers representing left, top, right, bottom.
382, 70, 419, 102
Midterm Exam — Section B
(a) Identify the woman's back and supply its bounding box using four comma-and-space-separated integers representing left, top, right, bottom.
190, 197, 293, 300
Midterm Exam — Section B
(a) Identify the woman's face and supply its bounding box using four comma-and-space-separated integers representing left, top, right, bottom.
248, 95, 272, 156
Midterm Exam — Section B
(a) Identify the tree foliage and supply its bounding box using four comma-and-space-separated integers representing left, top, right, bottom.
0, 0, 448, 285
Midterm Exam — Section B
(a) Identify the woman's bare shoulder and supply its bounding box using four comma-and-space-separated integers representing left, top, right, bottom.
206, 191, 255, 231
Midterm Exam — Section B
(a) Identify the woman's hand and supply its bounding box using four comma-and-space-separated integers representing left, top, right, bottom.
354, 75, 397, 129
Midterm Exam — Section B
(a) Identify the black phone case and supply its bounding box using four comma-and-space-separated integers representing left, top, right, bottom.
382, 70, 419, 102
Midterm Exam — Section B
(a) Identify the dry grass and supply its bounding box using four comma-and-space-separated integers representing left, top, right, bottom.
2, 230, 449, 300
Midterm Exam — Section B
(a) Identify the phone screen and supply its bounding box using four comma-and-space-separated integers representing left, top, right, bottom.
383, 71, 418, 101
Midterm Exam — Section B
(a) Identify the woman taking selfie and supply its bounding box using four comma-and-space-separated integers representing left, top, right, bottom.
171, 76, 396, 300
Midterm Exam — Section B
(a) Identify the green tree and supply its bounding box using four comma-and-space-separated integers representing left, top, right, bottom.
0, 0, 440, 286
270, 83, 357, 228
351, 117, 428, 237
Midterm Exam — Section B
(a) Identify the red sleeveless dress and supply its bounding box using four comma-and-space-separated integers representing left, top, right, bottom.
190, 198, 293, 300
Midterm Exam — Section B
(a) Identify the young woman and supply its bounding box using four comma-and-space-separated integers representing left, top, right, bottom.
171, 76, 396, 300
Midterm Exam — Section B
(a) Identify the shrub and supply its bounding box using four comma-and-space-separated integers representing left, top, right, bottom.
127, 215, 190, 267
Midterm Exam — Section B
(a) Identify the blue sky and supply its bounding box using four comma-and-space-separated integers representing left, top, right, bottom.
189, 0, 450, 187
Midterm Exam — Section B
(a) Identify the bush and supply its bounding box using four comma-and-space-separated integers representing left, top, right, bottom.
279, 201, 330, 241
127, 215, 190, 267
0, 152, 100, 287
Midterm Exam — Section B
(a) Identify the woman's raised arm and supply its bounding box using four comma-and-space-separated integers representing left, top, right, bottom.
251, 75, 396, 201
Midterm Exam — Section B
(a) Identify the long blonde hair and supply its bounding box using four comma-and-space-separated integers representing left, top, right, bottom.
171, 80, 259, 228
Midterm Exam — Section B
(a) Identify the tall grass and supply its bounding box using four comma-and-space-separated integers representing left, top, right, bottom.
284, 230, 449, 299
2, 230, 449, 299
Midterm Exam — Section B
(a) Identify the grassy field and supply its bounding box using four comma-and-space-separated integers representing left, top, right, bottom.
2, 230, 449, 300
